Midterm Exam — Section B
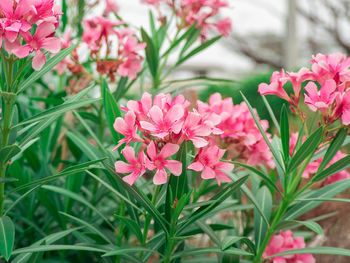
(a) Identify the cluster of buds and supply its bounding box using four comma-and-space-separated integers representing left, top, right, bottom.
0, 0, 62, 70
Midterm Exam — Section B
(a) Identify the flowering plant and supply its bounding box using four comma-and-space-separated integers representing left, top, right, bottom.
0, 1, 350, 263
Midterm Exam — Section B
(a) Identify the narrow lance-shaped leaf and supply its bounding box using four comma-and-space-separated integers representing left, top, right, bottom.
141, 28, 158, 78
0, 216, 15, 261
267, 247, 350, 259
254, 186, 272, 249
280, 105, 290, 162
317, 128, 348, 174
17, 44, 77, 94
288, 127, 323, 172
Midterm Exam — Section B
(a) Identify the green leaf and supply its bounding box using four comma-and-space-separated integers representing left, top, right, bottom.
9, 159, 105, 194
288, 220, 323, 234
60, 212, 113, 244
103, 247, 156, 257
285, 179, 350, 220
12, 245, 106, 255
0, 216, 15, 261
317, 128, 348, 174
280, 105, 290, 162
15, 98, 98, 128
226, 160, 282, 197
176, 36, 222, 67
240, 92, 284, 171
177, 175, 249, 234
179, 25, 201, 58
0, 145, 21, 164
141, 28, 158, 78
311, 155, 350, 183
42, 185, 114, 229
171, 247, 252, 260
102, 79, 122, 146
221, 236, 256, 255
288, 127, 323, 172
267, 247, 350, 259
115, 215, 143, 243
17, 44, 77, 94
262, 96, 280, 132
254, 186, 272, 249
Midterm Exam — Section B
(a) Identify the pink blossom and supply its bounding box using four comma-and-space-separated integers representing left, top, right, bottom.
104, 0, 120, 16
310, 52, 350, 85
124, 92, 153, 121
145, 141, 182, 185
304, 79, 337, 113
115, 146, 146, 185
334, 92, 350, 125
118, 54, 143, 79
215, 18, 232, 37
263, 230, 315, 263
14, 22, 61, 70
287, 67, 314, 99
113, 111, 142, 151
258, 69, 292, 103
188, 144, 233, 185
181, 112, 212, 148
140, 105, 184, 139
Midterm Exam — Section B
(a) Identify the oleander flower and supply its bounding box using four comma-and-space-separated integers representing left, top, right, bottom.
145, 141, 182, 185
188, 144, 233, 185
263, 230, 315, 263
304, 79, 337, 113
115, 146, 146, 185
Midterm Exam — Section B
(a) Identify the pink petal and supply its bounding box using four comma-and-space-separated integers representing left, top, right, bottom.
159, 143, 179, 159
165, 104, 184, 122
153, 168, 168, 185
14, 44, 32, 58
114, 117, 128, 134
342, 109, 350, 125
149, 105, 163, 125
112, 138, 127, 151
146, 141, 157, 160
215, 162, 234, 172
201, 166, 216, 179
41, 37, 61, 53
4, 29, 19, 43
0, 0, 14, 18
121, 146, 137, 164
165, 160, 182, 176
304, 82, 319, 101
124, 111, 136, 127
191, 137, 208, 148
215, 171, 231, 185
115, 161, 133, 173
188, 161, 204, 171
123, 172, 140, 186
35, 22, 56, 39
140, 121, 157, 132
32, 50, 46, 71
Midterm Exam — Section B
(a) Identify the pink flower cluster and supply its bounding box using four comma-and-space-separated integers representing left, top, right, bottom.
263, 230, 315, 263
197, 93, 275, 168
82, 16, 145, 80
258, 53, 350, 126
0, 0, 62, 70
113, 92, 272, 186
141, 0, 232, 41
290, 133, 349, 184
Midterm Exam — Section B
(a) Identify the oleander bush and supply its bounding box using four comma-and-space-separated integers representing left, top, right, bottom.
1, 1, 350, 263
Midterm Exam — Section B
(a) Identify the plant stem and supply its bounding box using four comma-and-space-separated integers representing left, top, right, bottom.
0, 98, 14, 216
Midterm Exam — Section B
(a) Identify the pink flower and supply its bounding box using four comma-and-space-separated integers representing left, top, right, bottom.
104, 0, 120, 16
181, 112, 212, 148
124, 92, 153, 121
215, 18, 232, 37
304, 79, 337, 113
188, 144, 233, 185
115, 146, 146, 185
14, 22, 61, 70
140, 105, 184, 139
258, 69, 292, 103
335, 91, 350, 125
113, 111, 142, 151
287, 67, 314, 99
311, 52, 350, 85
118, 54, 143, 79
263, 230, 315, 263
145, 142, 182, 185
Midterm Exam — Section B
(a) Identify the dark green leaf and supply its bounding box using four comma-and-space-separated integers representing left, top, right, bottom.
0, 145, 21, 164
267, 247, 350, 259
0, 216, 15, 261
280, 105, 290, 162
141, 28, 158, 78
312, 155, 350, 183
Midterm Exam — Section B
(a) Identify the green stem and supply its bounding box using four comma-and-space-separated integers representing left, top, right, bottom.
253, 198, 290, 263
0, 98, 14, 216
139, 185, 160, 258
